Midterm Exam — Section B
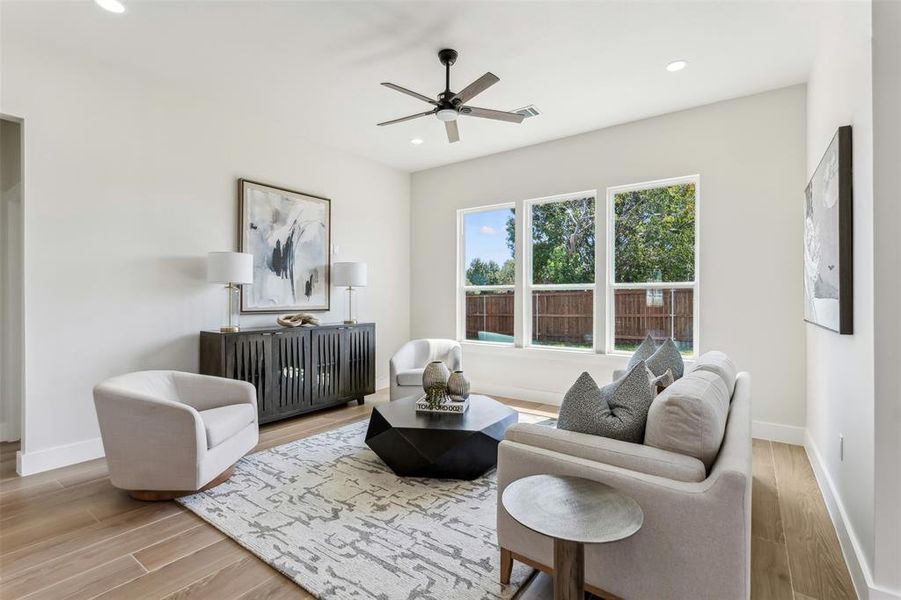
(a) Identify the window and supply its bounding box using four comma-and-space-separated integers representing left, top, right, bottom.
607, 176, 698, 356
526, 194, 596, 349
456, 176, 698, 358
460, 205, 516, 344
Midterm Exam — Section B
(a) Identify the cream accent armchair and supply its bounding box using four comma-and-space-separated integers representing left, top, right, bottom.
93, 370, 258, 500
389, 339, 463, 401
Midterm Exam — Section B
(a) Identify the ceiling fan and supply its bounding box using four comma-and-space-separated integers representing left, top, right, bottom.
378, 48, 526, 143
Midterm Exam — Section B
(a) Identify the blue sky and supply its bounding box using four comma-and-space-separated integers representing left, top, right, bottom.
465, 208, 515, 268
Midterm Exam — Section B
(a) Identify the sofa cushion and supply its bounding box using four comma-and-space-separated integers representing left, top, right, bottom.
626, 334, 657, 371
647, 338, 685, 379
199, 404, 256, 449
690, 351, 737, 397
557, 362, 656, 443
506, 422, 707, 482
644, 370, 730, 470
395, 368, 424, 386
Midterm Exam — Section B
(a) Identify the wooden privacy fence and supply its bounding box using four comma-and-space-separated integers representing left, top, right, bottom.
465, 288, 693, 346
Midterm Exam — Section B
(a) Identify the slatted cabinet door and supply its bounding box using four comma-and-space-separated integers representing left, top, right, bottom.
271, 330, 312, 421
311, 328, 343, 406
341, 324, 376, 400
223, 333, 272, 419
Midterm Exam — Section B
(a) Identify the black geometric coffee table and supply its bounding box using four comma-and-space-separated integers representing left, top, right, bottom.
365, 394, 518, 480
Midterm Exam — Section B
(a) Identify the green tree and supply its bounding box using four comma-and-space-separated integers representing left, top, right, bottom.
466, 257, 515, 285
514, 197, 595, 284
614, 184, 695, 282
466, 258, 498, 285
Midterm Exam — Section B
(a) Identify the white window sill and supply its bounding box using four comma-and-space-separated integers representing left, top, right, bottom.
460, 341, 696, 367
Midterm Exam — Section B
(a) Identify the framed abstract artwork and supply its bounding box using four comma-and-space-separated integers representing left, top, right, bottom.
804, 125, 853, 334
239, 179, 331, 313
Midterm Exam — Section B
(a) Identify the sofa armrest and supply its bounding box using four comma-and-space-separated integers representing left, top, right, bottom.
505, 423, 706, 483
173, 372, 257, 415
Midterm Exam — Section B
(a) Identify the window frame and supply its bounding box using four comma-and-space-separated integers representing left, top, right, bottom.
523, 190, 599, 352
456, 202, 517, 346
604, 175, 700, 356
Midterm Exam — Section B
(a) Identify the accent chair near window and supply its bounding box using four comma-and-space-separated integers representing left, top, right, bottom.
389, 339, 463, 401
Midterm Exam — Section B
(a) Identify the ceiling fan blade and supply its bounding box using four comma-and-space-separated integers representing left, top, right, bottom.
445, 120, 460, 143
452, 72, 499, 104
381, 82, 438, 105
377, 110, 436, 127
460, 106, 525, 123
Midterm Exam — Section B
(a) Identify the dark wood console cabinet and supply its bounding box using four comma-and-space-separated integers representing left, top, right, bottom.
200, 323, 376, 424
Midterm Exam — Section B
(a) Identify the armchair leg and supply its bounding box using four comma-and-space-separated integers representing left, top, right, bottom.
500, 547, 513, 584
126, 465, 235, 502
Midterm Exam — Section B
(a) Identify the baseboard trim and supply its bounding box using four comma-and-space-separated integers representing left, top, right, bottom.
805, 432, 901, 600
16, 437, 105, 476
751, 420, 806, 445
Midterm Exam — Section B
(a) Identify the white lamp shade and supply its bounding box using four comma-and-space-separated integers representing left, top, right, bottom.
332, 262, 367, 287
207, 252, 253, 284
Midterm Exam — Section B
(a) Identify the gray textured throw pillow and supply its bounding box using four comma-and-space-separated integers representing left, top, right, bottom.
647, 338, 685, 379
626, 334, 657, 371
556, 362, 656, 443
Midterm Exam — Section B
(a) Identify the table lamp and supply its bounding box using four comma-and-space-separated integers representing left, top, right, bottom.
208, 252, 253, 332
333, 262, 367, 324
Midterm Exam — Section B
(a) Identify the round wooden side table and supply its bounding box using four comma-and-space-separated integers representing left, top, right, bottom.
502, 474, 643, 600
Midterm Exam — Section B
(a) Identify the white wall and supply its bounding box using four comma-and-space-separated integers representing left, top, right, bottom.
1, 41, 411, 474
872, 1, 901, 595
411, 86, 807, 433
803, 2, 876, 595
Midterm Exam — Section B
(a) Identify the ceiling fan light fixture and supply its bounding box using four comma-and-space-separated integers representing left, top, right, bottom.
666, 60, 687, 72
436, 108, 458, 122
410, 138, 424, 145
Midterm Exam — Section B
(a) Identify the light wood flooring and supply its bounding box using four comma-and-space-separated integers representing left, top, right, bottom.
0, 390, 856, 599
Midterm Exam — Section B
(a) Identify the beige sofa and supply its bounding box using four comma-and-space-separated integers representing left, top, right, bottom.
94, 370, 258, 500
496, 364, 751, 600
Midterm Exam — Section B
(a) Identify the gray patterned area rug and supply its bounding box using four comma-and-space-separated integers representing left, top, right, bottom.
178, 417, 542, 600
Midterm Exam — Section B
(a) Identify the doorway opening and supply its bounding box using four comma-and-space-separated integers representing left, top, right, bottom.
1, 116, 24, 463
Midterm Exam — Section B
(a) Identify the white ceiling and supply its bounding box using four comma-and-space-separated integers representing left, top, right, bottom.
3, 1, 831, 172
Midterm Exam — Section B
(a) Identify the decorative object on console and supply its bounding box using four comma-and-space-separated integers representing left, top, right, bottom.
239, 179, 331, 313
421, 360, 450, 407
556, 362, 656, 443
276, 313, 320, 328
200, 323, 375, 424
804, 125, 853, 334
207, 252, 253, 333
447, 370, 471, 401
332, 262, 368, 324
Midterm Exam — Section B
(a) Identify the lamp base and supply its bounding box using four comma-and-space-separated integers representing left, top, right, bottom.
343, 319, 357, 325
220, 325, 240, 333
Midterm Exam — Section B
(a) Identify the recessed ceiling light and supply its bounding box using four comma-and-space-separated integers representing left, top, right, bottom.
666, 60, 687, 72
95, 0, 125, 13
410, 138, 424, 145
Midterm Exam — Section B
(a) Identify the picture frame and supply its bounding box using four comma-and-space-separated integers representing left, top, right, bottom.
239, 179, 331, 313
803, 126, 853, 334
